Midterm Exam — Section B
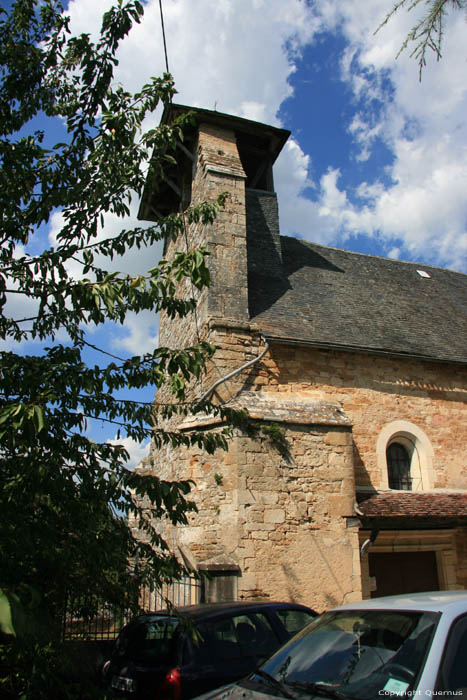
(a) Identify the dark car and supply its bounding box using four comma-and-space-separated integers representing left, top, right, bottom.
102, 600, 316, 699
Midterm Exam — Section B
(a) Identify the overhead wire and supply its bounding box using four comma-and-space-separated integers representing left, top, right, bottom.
159, 0, 170, 74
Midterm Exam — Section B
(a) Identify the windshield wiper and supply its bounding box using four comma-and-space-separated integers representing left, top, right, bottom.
285, 681, 349, 700
253, 669, 295, 699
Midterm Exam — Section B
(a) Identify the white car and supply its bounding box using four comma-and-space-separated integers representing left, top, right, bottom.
196, 591, 467, 700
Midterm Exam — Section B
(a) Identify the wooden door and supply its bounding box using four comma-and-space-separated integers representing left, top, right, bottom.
369, 551, 439, 598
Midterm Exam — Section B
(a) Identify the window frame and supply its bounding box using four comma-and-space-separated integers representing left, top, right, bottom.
376, 420, 435, 491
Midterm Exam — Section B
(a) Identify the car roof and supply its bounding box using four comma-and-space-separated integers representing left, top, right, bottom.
334, 590, 467, 615
134, 600, 315, 622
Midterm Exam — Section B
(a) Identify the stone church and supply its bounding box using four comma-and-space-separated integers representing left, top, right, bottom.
136, 103, 467, 612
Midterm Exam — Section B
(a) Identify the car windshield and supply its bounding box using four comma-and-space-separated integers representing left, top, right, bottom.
115, 616, 180, 664
255, 608, 439, 700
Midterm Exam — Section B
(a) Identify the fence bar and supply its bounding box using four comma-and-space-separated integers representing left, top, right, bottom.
62, 576, 202, 641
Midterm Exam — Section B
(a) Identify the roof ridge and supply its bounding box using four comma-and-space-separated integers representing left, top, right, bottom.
279, 235, 466, 276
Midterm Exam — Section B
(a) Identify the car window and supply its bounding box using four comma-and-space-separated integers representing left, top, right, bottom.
276, 608, 316, 637
115, 616, 180, 664
438, 615, 467, 692
194, 612, 280, 664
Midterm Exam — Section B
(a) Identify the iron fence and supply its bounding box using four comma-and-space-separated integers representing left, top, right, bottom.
138, 576, 202, 612
62, 576, 202, 641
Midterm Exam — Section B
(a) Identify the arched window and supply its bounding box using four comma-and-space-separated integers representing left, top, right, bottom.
386, 442, 412, 490
376, 421, 435, 492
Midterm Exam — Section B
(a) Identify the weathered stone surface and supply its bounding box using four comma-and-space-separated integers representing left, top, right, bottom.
264, 509, 286, 524
232, 391, 352, 426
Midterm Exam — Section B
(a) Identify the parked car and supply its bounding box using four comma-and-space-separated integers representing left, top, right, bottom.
102, 600, 317, 699
195, 591, 467, 700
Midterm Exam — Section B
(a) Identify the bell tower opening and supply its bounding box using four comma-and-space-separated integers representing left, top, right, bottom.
137, 104, 289, 221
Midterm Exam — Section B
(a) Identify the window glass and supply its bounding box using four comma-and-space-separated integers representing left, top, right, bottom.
116, 616, 179, 664
438, 615, 467, 692
194, 612, 280, 664
276, 609, 315, 638
387, 442, 412, 490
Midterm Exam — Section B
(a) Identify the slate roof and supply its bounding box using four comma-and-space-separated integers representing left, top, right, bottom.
357, 491, 467, 529
248, 238, 467, 364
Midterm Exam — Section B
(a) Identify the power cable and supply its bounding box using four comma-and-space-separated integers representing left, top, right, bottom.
159, 0, 170, 74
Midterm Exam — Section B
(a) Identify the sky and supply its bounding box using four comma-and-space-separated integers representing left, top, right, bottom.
4, 0, 467, 467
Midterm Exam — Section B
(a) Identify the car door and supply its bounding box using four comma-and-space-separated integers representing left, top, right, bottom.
182, 610, 282, 699
436, 614, 467, 693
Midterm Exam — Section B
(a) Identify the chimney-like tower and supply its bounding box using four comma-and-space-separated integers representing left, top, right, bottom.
138, 104, 289, 346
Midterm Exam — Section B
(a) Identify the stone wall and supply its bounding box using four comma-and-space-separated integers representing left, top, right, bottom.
144, 412, 361, 611
255, 343, 467, 491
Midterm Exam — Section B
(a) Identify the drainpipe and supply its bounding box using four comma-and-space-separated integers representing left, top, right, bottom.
360, 529, 379, 559
199, 335, 269, 402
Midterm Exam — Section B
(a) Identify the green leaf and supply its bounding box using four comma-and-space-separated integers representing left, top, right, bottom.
0, 589, 16, 637
33, 405, 45, 433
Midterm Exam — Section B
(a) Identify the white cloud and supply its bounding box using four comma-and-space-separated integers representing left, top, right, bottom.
107, 435, 150, 470
388, 247, 401, 260
60, 0, 467, 281
66, 0, 316, 124
113, 310, 159, 356
311, 0, 467, 270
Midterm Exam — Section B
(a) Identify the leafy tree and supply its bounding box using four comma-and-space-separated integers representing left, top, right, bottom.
376, 0, 466, 78
0, 1, 240, 695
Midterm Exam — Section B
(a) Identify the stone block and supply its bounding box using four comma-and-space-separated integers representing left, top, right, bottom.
237, 541, 255, 558
264, 509, 285, 524
285, 503, 299, 521
239, 571, 257, 587
329, 494, 354, 518
325, 431, 351, 446
237, 489, 256, 505
244, 522, 275, 532
258, 491, 279, 505
251, 531, 269, 540
246, 509, 264, 523
328, 453, 349, 468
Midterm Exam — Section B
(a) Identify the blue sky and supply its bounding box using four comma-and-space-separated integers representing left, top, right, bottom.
4, 0, 467, 466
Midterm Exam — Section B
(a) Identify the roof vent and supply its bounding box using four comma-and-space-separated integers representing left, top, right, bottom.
416, 269, 431, 278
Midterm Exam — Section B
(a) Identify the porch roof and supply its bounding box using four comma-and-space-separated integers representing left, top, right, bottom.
357, 491, 467, 529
